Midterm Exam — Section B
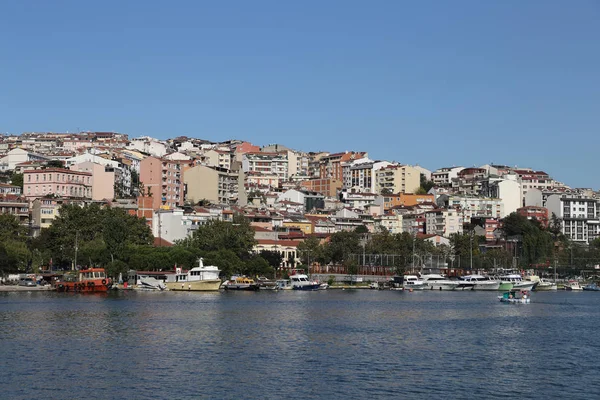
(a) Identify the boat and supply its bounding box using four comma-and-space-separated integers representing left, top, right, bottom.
403, 275, 426, 290
55, 267, 112, 293
275, 279, 292, 290
564, 280, 583, 291
222, 276, 260, 291
164, 258, 222, 291
583, 283, 600, 291
526, 276, 557, 291
498, 289, 531, 304
498, 274, 535, 291
457, 275, 500, 291
420, 274, 458, 291
138, 276, 167, 291
256, 276, 278, 290
289, 270, 321, 291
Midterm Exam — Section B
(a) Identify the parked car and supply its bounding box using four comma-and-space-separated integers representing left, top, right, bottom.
18, 278, 36, 287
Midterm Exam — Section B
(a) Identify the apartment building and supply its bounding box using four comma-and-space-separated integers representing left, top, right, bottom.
300, 178, 342, 197
546, 194, 600, 243
70, 162, 115, 201
242, 152, 289, 180
23, 168, 92, 200
0, 194, 29, 225
425, 209, 462, 237
431, 166, 464, 187
184, 164, 238, 205
438, 195, 504, 223
342, 158, 392, 193
319, 151, 367, 181
140, 156, 188, 210
375, 164, 420, 194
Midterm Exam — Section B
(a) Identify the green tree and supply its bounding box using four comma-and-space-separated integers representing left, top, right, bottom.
259, 250, 283, 269
46, 160, 65, 168
325, 231, 360, 264
10, 172, 23, 188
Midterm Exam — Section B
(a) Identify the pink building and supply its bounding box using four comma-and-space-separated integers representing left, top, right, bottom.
70, 162, 115, 201
140, 156, 187, 210
24, 168, 92, 200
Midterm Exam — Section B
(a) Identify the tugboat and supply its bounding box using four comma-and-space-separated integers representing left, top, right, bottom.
55, 267, 112, 293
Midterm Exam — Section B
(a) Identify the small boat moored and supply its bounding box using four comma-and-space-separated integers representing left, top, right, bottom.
564, 280, 583, 291
222, 276, 260, 291
165, 258, 222, 291
498, 290, 531, 304
289, 270, 321, 291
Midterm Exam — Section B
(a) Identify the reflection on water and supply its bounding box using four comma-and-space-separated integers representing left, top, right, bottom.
1, 290, 600, 399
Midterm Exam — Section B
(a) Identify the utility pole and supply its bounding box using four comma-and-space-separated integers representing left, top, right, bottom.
73, 231, 78, 271
469, 230, 473, 271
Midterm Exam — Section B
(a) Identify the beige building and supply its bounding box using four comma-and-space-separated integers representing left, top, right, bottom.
70, 162, 115, 201
375, 164, 420, 194
184, 165, 238, 205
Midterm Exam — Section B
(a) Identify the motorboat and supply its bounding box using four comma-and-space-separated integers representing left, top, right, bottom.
582, 283, 600, 291
498, 289, 531, 304
403, 275, 425, 290
535, 279, 557, 291
222, 276, 260, 291
564, 280, 583, 291
289, 271, 321, 291
275, 279, 292, 290
256, 276, 278, 290
165, 258, 222, 291
55, 268, 112, 293
420, 274, 458, 291
498, 274, 535, 291
457, 275, 500, 291
138, 276, 167, 291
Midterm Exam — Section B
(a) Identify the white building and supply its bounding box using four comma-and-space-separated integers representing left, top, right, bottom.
0, 148, 50, 172
546, 194, 600, 244
431, 166, 465, 187
342, 158, 393, 193
127, 137, 168, 157
425, 209, 463, 237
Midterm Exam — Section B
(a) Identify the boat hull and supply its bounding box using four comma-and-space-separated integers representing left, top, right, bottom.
425, 282, 458, 291
55, 279, 111, 293
166, 280, 222, 291
223, 283, 260, 291
498, 297, 530, 304
292, 284, 322, 291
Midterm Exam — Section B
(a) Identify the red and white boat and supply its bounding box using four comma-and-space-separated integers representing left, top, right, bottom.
55, 268, 112, 293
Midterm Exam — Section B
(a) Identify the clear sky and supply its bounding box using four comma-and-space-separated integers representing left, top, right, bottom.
1, 1, 599, 188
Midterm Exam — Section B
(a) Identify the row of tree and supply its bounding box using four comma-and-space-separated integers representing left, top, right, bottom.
3, 203, 600, 278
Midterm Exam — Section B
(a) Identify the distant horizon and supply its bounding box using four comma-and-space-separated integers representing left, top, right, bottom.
2, 1, 598, 189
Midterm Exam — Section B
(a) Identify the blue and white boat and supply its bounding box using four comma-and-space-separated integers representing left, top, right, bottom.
289, 271, 321, 291
583, 283, 600, 291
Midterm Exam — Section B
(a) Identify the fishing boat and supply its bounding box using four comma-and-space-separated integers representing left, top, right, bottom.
222, 276, 260, 291
256, 276, 278, 290
164, 258, 222, 291
498, 289, 531, 304
55, 267, 112, 293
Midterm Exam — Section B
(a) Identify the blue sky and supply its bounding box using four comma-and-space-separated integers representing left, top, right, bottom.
1, 1, 599, 188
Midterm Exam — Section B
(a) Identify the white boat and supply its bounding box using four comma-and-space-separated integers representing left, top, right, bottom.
420, 274, 458, 291
457, 275, 500, 291
275, 279, 292, 290
138, 276, 166, 291
164, 258, 222, 291
498, 274, 535, 291
403, 275, 425, 290
289, 271, 321, 291
564, 280, 583, 291
526, 275, 557, 291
